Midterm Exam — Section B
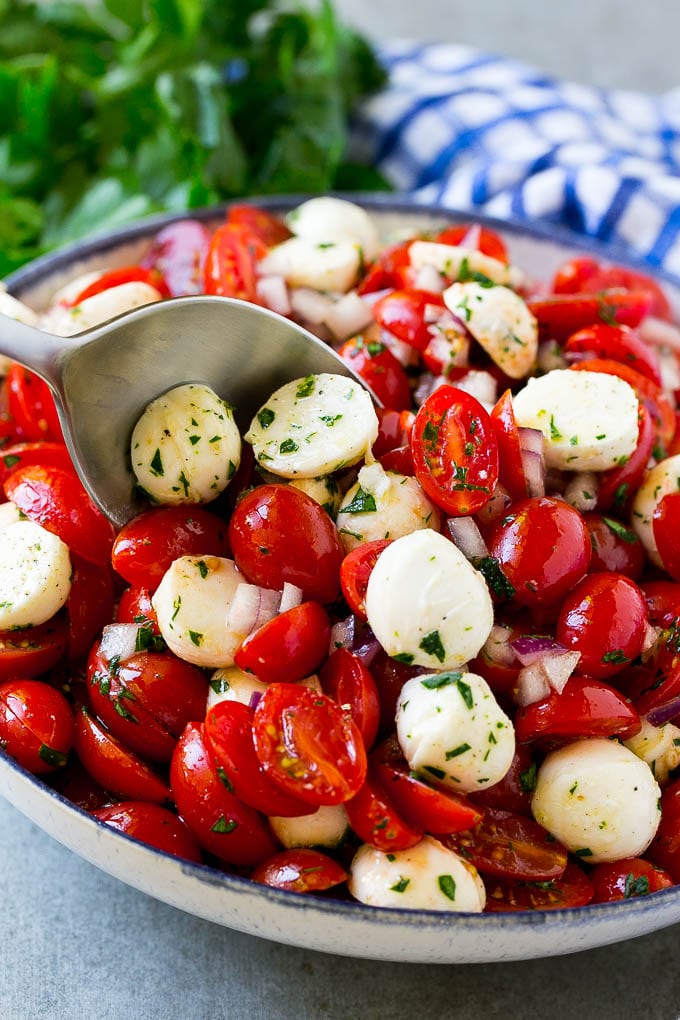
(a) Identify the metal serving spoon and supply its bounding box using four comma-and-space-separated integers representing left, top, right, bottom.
0, 296, 363, 528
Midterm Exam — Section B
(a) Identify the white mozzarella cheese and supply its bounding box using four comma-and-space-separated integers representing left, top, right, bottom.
152, 555, 245, 668
259, 236, 362, 293
625, 717, 680, 785
43, 271, 104, 310
409, 241, 514, 287
0, 502, 26, 532
349, 836, 486, 911
45, 281, 162, 337
131, 383, 241, 505
269, 804, 349, 849
365, 529, 494, 670
395, 671, 515, 793
286, 197, 381, 262
0, 520, 71, 629
513, 369, 640, 471
288, 475, 342, 515
335, 463, 441, 552
207, 666, 321, 711
630, 454, 680, 567
246, 373, 378, 478
532, 738, 661, 864
443, 282, 538, 379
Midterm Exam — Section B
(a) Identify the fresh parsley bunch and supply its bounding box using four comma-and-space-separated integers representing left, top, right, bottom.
0, 0, 387, 274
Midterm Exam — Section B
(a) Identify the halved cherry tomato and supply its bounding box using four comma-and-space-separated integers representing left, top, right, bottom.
69, 266, 170, 305
0, 678, 73, 774
469, 744, 537, 817
170, 722, 277, 866
378, 444, 415, 475
92, 801, 202, 863
338, 335, 411, 410
319, 648, 380, 750
372, 289, 445, 352
253, 684, 367, 806
115, 586, 161, 635
489, 389, 529, 502
551, 256, 600, 294
111, 505, 230, 591
371, 736, 483, 835
514, 675, 641, 745
590, 857, 673, 903
564, 323, 662, 386
0, 441, 72, 489
339, 539, 392, 619
584, 265, 672, 322
411, 384, 498, 516
74, 707, 170, 804
345, 772, 423, 851
484, 861, 594, 912
584, 512, 645, 579
141, 219, 211, 296
67, 555, 116, 662
235, 601, 331, 685
229, 484, 344, 605
356, 239, 414, 296
640, 580, 680, 626
5, 365, 63, 443
595, 404, 655, 513
251, 848, 348, 893
226, 204, 292, 248
435, 222, 509, 263
0, 613, 69, 681
204, 700, 313, 817
527, 291, 653, 338
372, 408, 415, 459
203, 223, 265, 302
653, 492, 680, 582
5, 463, 115, 566
49, 757, 109, 812
440, 807, 568, 881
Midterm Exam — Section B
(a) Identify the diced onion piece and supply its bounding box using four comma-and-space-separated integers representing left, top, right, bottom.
256, 275, 291, 317
647, 698, 680, 727
515, 663, 551, 706
520, 446, 546, 498
413, 264, 447, 293
226, 583, 281, 637
540, 650, 581, 695
99, 623, 142, 665
351, 627, 381, 666
519, 426, 544, 457
563, 471, 598, 512
511, 635, 570, 666
330, 615, 355, 653
446, 516, 489, 561
324, 292, 374, 342
480, 624, 517, 668
289, 287, 336, 325
514, 649, 581, 704
641, 622, 661, 659
639, 316, 680, 352
279, 582, 304, 614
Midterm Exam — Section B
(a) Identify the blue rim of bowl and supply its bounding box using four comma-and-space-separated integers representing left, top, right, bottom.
3, 193, 680, 942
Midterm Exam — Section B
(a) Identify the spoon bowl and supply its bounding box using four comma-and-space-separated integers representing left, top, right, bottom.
0, 296, 361, 527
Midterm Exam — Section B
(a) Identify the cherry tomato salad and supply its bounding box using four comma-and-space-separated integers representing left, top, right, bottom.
3, 197, 680, 915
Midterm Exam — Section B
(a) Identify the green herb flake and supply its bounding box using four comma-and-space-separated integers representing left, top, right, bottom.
149, 449, 164, 477
420, 672, 463, 690
257, 408, 276, 430
211, 816, 238, 834
445, 743, 471, 760
476, 556, 517, 600
419, 630, 446, 663
296, 376, 316, 399
519, 762, 538, 794
196, 560, 209, 579
624, 874, 651, 898
210, 677, 230, 695
342, 487, 377, 514
279, 438, 299, 454
602, 649, 630, 664
438, 874, 457, 901
602, 517, 637, 544
423, 765, 446, 780
38, 744, 68, 768
188, 630, 204, 647
389, 877, 410, 893
574, 847, 593, 858
393, 652, 415, 665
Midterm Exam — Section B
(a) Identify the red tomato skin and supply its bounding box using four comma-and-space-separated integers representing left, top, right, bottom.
372, 289, 445, 352
590, 857, 673, 903
514, 675, 641, 745
74, 707, 170, 804
649, 779, 680, 881
0, 679, 73, 774
226, 204, 292, 248
338, 335, 412, 411
372, 408, 415, 459
357, 240, 414, 296
584, 265, 672, 321
70, 266, 170, 304
653, 493, 680, 582
556, 572, 648, 679
141, 219, 211, 296
584, 512, 645, 579
596, 405, 655, 513
435, 223, 508, 262
228, 485, 344, 605
339, 540, 392, 620
484, 861, 594, 912
67, 555, 116, 661
369, 650, 426, 734
640, 580, 680, 626
0, 441, 72, 489
551, 256, 600, 294
170, 722, 277, 866
116, 587, 160, 634
253, 684, 367, 807
528, 291, 653, 337
345, 772, 423, 851
204, 700, 314, 817
0, 613, 69, 681
251, 848, 348, 892
487, 497, 591, 609
469, 744, 537, 817
5, 365, 63, 443
111, 506, 230, 591
235, 602, 331, 684
5, 464, 115, 567
564, 323, 662, 386
440, 807, 568, 881
319, 648, 381, 750
203, 223, 263, 302
92, 802, 202, 863
489, 389, 529, 502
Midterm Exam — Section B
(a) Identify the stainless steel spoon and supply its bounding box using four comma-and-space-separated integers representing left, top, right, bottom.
0, 296, 364, 528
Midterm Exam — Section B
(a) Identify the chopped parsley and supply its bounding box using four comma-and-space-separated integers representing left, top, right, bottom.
257, 407, 276, 429
419, 630, 446, 663
389, 877, 410, 893
342, 487, 377, 514
438, 874, 457, 901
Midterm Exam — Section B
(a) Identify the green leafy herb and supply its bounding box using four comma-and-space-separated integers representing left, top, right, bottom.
211, 816, 238, 834
601, 517, 638, 544
437, 874, 456, 901
476, 556, 517, 600
445, 743, 471, 759
419, 630, 446, 663
342, 486, 377, 514
279, 438, 299, 454
149, 449, 164, 477
624, 873, 650, 898
38, 744, 68, 768
420, 672, 463, 690
257, 408, 276, 430
389, 877, 410, 893
295, 376, 316, 399
519, 762, 538, 794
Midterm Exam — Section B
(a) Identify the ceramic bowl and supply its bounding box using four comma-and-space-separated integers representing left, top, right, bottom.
3, 196, 680, 964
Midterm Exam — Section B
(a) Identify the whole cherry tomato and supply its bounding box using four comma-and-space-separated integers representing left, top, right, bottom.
369, 649, 426, 734
92, 801, 202, 863
440, 807, 568, 881
551, 256, 600, 294
372, 408, 415, 459
228, 484, 344, 605
111, 506, 230, 591
648, 778, 680, 881
590, 857, 673, 903
584, 512, 645, 579
584, 264, 672, 321
564, 323, 662, 386
484, 861, 593, 912
410, 384, 498, 516
653, 492, 680, 581
469, 744, 537, 817
345, 772, 423, 851
356, 239, 414, 296
372, 289, 445, 352
320, 648, 381, 750
0, 613, 69, 681
338, 335, 412, 410
116, 587, 161, 635
514, 675, 641, 745
226, 204, 292, 248
141, 219, 211, 296
0, 679, 73, 774
251, 848, 348, 893
203, 223, 265, 302
235, 602, 331, 684
339, 539, 392, 619
253, 684, 367, 806
74, 707, 170, 804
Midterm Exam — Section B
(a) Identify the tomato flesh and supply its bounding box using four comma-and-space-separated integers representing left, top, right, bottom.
440, 807, 568, 881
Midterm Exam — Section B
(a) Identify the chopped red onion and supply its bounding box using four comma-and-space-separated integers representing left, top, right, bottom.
446, 516, 489, 561
563, 472, 598, 512
511, 635, 569, 666
639, 316, 680, 352
256, 275, 291, 317
358, 287, 393, 309
519, 426, 545, 458
352, 626, 381, 666
289, 287, 335, 325
413, 264, 447, 293
458, 223, 482, 250
330, 615, 355, 654
540, 651, 581, 695
521, 448, 546, 499
249, 691, 263, 710
99, 623, 141, 664
480, 624, 517, 668
324, 292, 374, 341
641, 622, 661, 660
515, 663, 551, 706
647, 699, 680, 727
414, 371, 440, 407
227, 583, 281, 636
279, 582, 304, 614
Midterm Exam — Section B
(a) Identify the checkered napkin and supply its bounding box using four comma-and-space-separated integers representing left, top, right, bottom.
350, 41, 680, 281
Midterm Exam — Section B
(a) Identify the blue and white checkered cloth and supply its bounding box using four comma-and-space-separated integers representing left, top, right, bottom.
350, 42, 680, 281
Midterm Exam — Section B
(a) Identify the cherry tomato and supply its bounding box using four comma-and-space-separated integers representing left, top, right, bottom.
584, 264, 672, 322
5, 365, 63, 443
0, 613, 69, 681
345, 772, 423, 851
556, 572, 648, 679
49, 757, 110, 812
551, 256, 600, 294
141, 219, 211, 296
411, 384, 498, 515
648, 778, 680, 881
590, 857, 673, 903
371, 736, 483, 835
484, 861, 594, 912
564, 323, 662, 386
527, 291, 653, 338
69, 265, 170, 305
251, 848, 348, 893
5, 463, 115, 567
514, 675, 641, 745
596, 404, 655, 513
253, 684, 367, 806
0, 679, 73, 774
372, 289, 445, 352
204, 700, 313, 817
489, 389, 529, 502
338, 335, 411, 410
469, 744, 537, 817
235, 602, 331, 685
92, 801, 202, 863
339, 539, 392, 619
319, 648, 381, 750
440, 807, 568, 880
228, 484, 344, 605
487, 496, 591, 609
369, 649, 426, 734
653, 492, 680, 581
116, 587, 161, 636
74, 707, 170, 804
170, 722, 277, 866
356, 239, 414, 296
67, 555, 116, 661
372, 408, 415, 459
226, 204, 292, 248
0, 441, 72, 489
584, 512, 645, 579
378, 444, 415, 476
203, 223, 265, 302
640, 580, 680, 626
435, 223, 509, 263
111, 505, 230, 591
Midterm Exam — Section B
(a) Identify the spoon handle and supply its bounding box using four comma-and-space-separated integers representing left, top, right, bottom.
0, 314, 72, 391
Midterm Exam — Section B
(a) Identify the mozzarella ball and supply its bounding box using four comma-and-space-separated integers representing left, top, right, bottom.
630, 454, 680, 567
131, 383, 241, 505
286, 197, 381, 262
365, 529, 493, 670
259, 236, 362, 293
269, 805, 349, 849
396, 671, 515, 793
246, 374, 378, 478
0, 520, 72, 629
0, 501, 27, 533
289, 475, 342, 515
335, 463, 441, 552
409, 241, 513, 287
532, 738, 661, 864
45, 281, 162, 337
349, 836, 486, 911
513, 369, 639, 471
443, 282, 538, 379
